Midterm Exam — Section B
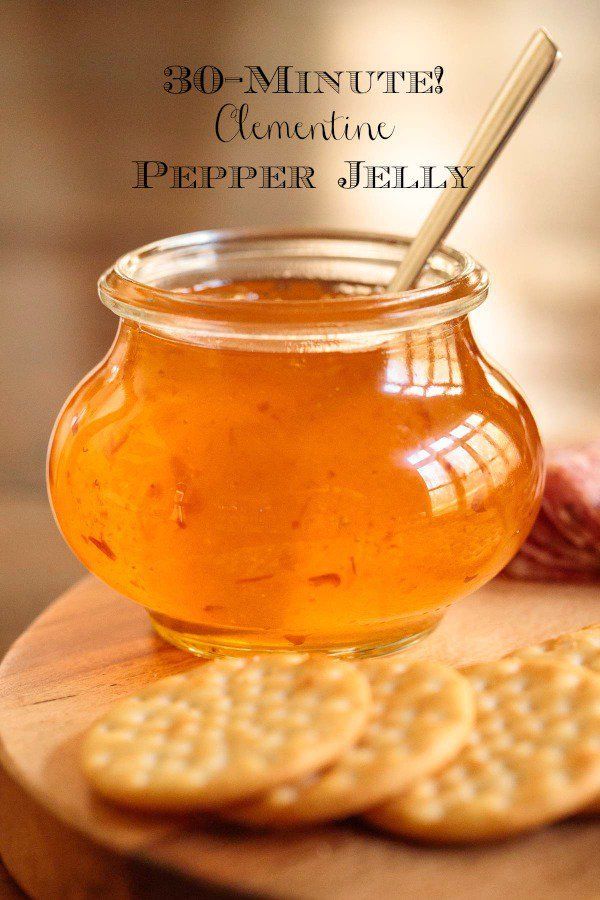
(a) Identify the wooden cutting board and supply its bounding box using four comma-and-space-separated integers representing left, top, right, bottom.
0, 576, 598, 899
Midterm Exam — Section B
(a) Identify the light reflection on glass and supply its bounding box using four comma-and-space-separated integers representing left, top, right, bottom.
400, 412, 522, 518
382, 332, 463, 397
384, 331, 524, 519
416, 460, 460, 515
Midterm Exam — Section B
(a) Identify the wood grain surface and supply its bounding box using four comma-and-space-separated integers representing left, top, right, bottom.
0, 576, 598, 899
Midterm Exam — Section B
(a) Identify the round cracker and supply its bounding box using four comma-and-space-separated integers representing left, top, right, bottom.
364, 657, 600, 843
219, 659, 474, 826
516, 625, 600, 675
517, 627, 600, 818
82, 654, 370, 811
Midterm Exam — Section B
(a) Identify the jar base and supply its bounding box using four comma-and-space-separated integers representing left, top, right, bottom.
148, 610, 443, 659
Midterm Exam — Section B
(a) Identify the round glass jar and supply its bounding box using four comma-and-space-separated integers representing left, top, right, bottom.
48, 230, 544, 657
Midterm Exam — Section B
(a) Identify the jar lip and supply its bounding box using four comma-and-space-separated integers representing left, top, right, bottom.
98, 228, 489, 343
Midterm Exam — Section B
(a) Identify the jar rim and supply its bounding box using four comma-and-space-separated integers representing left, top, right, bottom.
98, 228, 489, 347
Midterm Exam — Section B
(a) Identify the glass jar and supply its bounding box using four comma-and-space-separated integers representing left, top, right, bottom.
47, 230, 544, 657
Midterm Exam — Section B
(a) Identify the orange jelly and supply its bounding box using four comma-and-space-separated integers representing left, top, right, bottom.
48, 232, 543, 656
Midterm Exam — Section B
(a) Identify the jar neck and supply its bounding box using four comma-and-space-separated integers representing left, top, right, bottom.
111, 316, 485, 408
99, 230, 489, 352
119, 309, 478, 355
117, 313, 477, 361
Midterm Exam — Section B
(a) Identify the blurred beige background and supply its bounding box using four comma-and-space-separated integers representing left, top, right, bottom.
1, 0, 599, 655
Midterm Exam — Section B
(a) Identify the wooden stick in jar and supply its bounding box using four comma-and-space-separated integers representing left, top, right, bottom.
389, 28, 560, 293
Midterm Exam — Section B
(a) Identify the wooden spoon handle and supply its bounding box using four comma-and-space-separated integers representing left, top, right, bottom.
389, 29, 560, 292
